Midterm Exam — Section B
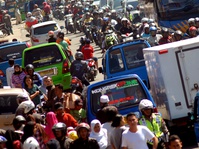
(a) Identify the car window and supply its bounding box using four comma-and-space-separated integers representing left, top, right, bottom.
0, 95, 18, 114
109, 48, 124, 74
90, 78, 147, 114
33, 24, 59, 35
0, 44, 27, 62
24, 45, 63, 68
123, 43, 147, 69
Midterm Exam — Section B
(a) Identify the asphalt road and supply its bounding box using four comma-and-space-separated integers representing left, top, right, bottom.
2, 19, 199, 149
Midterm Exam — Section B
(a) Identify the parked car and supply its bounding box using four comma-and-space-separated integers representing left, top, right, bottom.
0, 41, 30, 86
22, 43, 72, 90
0, 88, 30, 130
26, 21, 63, 46
86, 74, 156, 123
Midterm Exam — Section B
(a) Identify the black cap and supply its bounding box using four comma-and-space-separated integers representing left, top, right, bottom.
54, 102, 64, 110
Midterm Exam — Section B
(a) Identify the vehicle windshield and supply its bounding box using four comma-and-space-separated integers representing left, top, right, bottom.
24, 45, 63, 68
109, 43, 147, 73
33, 24, 59, 35
156, 0, 199, 20
0, 95, 18, 114
0, 44, 27, 62
90, 78, 147, 114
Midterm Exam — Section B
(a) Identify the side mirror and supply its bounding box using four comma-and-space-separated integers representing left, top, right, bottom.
98, 67, 103, 73
60, 26, 64, 29
26, 34, 30, 37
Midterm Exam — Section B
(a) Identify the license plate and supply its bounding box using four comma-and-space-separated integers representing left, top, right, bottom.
37, 68, 57, 77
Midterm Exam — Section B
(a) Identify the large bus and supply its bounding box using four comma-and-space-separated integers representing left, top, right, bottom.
143, 0, 199, 32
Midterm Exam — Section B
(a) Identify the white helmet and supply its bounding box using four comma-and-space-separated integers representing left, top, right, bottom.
148, 18, 154, 24
23, 137, 40, 149
188, 18, 195, 23
139, 99, 153, 111
27, 12, 32, 17
121, 17, 128, 22
126, 5, 134, 11
141, 17, 149, 23
18, 100, 35, 114
144, 23, 150, 29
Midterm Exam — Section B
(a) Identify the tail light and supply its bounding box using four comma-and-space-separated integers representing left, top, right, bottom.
71, 78, 78, 84
0, 70, 5, 77
153, 107, 158, 113
62, 60, 70, 74
31, 36, 39, 42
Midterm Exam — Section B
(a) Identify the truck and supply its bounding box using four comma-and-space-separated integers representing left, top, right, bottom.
143, 37, 199, 145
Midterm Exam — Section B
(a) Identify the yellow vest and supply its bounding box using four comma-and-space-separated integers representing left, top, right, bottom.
139, 113, 163, 144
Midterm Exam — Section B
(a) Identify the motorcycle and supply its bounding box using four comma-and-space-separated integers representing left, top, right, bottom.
70, 76, 84, 93
0, 23, 10, 36
65, 14, 74, 34
86, 58, 98, 81
85, 23, 93, 42
121, 32, 134, 42
74, 14, 83, 33
57, 5, 65, 20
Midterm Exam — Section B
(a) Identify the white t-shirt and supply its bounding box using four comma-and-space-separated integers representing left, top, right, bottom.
122, 125, 155, 149
6, 66, 14, 87
102, 122, 114, 146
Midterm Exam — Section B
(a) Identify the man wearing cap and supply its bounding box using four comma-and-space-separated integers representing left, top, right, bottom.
54, 102, 78, 128
96, 95, 118, 124
70, 99, 86, 123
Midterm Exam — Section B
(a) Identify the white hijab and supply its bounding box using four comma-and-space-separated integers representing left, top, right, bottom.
90, 119, 108, 149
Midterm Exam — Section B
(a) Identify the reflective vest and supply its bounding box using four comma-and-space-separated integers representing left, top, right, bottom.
139, 113, 164, 144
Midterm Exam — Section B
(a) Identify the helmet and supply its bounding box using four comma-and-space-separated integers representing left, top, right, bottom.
195, 17, 199, 22
52, 122, 67, 136
161, 27, 169, 33
57, 32, 64, 37
148, 18, 154, 24
139, 99, 153, 111
25, 64, 34, 71
144, 24, 150, 29
18, 100, 35, 114
111, 9, 116, 14
84, 7, 89, 12
68, 131, 78, 140
23, 137, 40, 149
27, 12, 32, 17
76, 123, 90, 133
141, 17, 148, 23
189, 26, 197, 31
80, 36, 86, 44
85, 38, 90, 44
174, 30, 183, 36
85, 12, 90, 16
149, 26, 157, 32
103, 17, 109, 22
14, 115, 26, 122
0, 136, 7, 143
16, 93, 29, 105
126, 5, 134, 11
75, 52, 84, 60
98, 9, 103, 14
48, 30, 54, 36
93, 11, 98, 15
121, 17, 128, 22
188, 18, 195, 23
43, 2, 47, 5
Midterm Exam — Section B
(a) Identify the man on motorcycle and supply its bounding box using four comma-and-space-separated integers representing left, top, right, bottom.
43, 2, 51, 21
114, 16, 122, 31
25, 12, 38, 32
120, 18, 133, 34
70, 52, 90, 86
2, 11, 13, 35
158, 27, 172, 45
81, 39, 98, 69
32, 4, 43, 22
147, 26, 162, 47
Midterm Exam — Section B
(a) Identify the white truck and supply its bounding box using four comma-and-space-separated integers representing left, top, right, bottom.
143, 37, 199, 127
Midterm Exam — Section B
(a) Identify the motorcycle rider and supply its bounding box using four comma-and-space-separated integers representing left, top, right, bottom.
172, 30, 183, 42
141, 24, 150, 39
138, 17, 149, 36
32, 4, 43, 22
188, 26, 198, 38
120, 17, 133, 34
52, 122, 73, 149
69, 123, 100, 149
81, 38, 98, 69
158, 27, 172, 45
186, 18, 195, 35
114, 16, 122, 31
48, 30, 57, 43
77, 36, 86, 51
25, 64, 43, 87
43, 2, 51, 21
25, 12, 38, 32
83, 12, 93, 31
110, 9, 117, 20
91, 11, 101, 45
70, 52, 90, 86
2, 11, 13, 35
147, 26, 162, 47
138, 99, 169, 149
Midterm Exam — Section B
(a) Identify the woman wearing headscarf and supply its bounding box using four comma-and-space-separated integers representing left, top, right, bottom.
12, 64, 26, 88
44, 112, 58, 142
110, 114, 127, 149
90, 119, 108, 149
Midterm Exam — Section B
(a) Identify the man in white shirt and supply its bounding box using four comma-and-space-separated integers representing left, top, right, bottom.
6, 58, 14, 87
122, 112, 158, 149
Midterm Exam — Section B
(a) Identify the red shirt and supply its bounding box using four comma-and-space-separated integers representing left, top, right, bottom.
56, 112, 78, 128
43, 5, 51, 14
81, 44, 94, 60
